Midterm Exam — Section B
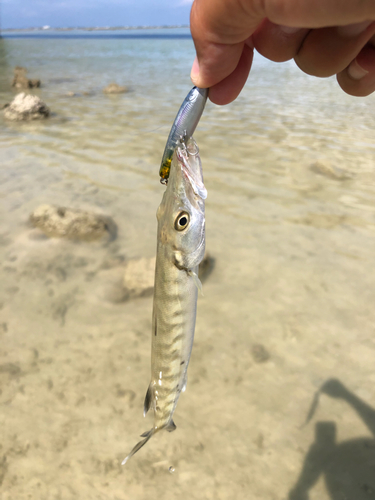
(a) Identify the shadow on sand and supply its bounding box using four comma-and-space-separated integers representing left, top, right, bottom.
288, 379, 375, 500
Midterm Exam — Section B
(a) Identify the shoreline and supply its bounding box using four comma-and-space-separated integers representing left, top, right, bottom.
1, 25, 189, 33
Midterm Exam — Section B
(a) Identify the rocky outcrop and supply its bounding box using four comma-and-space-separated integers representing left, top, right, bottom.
103, 83, 128, 94
4, 93, 50, 121
12, 66, 41, 89
29, 205, 116, 241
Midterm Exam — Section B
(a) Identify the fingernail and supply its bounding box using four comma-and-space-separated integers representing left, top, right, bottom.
337, 21, 372, 37
278, 26, 301, 35
348, 58, 369, 80
190, 56, 200, 84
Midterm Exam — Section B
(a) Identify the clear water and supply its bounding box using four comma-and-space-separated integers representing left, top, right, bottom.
1, 28, 375, 500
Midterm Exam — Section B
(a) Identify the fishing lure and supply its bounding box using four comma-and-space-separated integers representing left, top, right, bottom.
159, 86, 208, 182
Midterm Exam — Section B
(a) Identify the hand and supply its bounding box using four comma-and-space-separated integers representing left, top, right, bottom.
190, 0, 375, 104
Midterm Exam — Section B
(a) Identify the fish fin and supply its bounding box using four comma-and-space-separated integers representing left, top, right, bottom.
166, 419, 177, 432
143, 383, 153, 418
189, 270, 203, 296
121, 428, 154, 465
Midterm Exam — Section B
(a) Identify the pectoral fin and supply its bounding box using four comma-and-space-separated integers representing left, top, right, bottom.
188, 270, 203, 295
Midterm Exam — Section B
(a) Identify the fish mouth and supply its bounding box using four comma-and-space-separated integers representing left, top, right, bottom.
176, 140, 207, 201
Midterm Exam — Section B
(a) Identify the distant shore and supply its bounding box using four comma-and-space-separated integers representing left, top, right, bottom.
1, 25, 189, 33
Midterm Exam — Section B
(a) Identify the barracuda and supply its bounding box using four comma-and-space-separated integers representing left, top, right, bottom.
123, 138, 207, 464
159, 87, 208, 182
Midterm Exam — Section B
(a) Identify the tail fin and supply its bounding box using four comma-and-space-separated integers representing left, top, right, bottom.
121, 428, 154, 465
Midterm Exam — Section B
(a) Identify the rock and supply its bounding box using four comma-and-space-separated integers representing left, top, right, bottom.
310, 161, 351, 180
12, 66, 41, 89
29, 204, 116, 241
123, 257, 156, 299
251, 344, 270, 363
4, 93, 50, 121
28, 79, 41, 88
103, 83, 128, 94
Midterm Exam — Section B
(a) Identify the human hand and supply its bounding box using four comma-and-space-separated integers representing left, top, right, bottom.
190, 0, 375, 104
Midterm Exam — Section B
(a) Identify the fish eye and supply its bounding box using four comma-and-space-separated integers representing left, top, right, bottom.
174, 211, 190, 231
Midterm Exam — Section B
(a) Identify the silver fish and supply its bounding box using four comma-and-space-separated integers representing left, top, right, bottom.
122, 138, 207, 464
159, 87, 208, 181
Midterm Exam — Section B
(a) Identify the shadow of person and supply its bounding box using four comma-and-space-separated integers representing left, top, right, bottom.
288, 379, 375, 500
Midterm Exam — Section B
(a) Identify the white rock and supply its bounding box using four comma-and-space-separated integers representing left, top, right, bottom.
4, 93, 50, 121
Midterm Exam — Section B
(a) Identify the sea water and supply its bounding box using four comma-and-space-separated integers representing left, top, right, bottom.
1, 28, 375, 500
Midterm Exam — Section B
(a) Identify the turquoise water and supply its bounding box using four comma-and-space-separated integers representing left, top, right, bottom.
1, 29, 375, 500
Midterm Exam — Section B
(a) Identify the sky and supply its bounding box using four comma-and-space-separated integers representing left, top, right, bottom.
1, 0, 194, 30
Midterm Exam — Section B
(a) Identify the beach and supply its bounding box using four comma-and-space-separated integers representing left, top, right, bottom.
1, 28, 375, 500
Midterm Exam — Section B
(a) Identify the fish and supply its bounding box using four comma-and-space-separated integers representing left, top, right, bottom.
122, 137, 207, 464
159, 86, 208, 182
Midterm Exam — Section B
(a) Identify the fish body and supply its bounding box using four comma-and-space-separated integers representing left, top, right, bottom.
123, 138, 207, 464
159, 87, 208, 181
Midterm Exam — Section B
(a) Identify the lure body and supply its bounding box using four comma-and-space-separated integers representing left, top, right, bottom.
159, 86, 208, 181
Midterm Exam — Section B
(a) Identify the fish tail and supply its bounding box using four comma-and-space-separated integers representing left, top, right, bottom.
121, 428, 155, 465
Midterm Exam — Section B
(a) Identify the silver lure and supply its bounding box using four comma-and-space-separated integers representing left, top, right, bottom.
159, 87, 208, 181
123, 138, 207, 464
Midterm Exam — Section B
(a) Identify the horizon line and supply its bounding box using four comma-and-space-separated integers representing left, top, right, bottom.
1, 24, 190, 32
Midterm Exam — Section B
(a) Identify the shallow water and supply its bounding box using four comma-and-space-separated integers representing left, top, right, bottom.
1, 29, 375, 500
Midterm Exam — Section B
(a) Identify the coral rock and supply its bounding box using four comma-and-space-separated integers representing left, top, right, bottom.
4, 93, 50, 121
103, 83, 128, 94
29, 204, 116, 241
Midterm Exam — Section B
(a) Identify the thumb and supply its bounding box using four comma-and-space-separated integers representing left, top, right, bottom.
190, 0, 261, 88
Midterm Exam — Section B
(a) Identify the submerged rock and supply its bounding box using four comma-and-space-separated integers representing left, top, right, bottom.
251, 344, 270, 363
29, 204, 116, 241
12, 66, 41, 89
4, 93, 50, 121
103, 83, 128, 94
123, 257, 156, 299
310, 161, 352, 181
